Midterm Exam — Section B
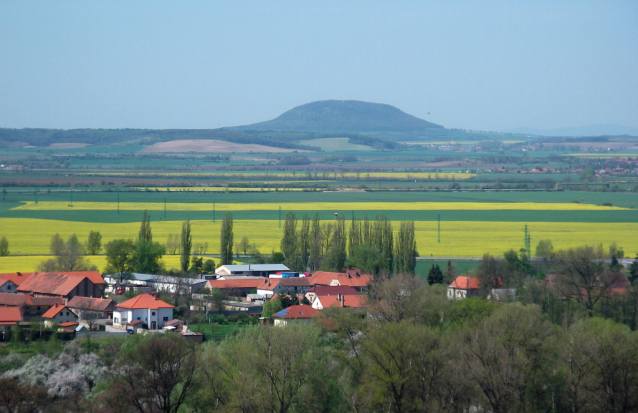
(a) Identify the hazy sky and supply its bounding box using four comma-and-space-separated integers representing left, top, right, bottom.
1, 1, 636, 131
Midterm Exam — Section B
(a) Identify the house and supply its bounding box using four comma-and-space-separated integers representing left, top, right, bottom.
257, 277, 311, 298
205, 278, 266, 297
0, 272, 33, 289
0, 306, 22, 331
312, 294, 366, 310
214, 264, 290, 278
112, 293, 174, 330
17, 271, 104, 300
42, 304, 79, 328
56, 321, 79, 332
308, 270, 372, 291
0, 293, 64, 318
305, 285, 358, 304
447, 276, 481, 299
104, 273, 206, 294
163, 319, 184, 331
0, 278, 18, 293
487, 288, 517, 302
66, 296, 115, 321
272, 305, 318, 326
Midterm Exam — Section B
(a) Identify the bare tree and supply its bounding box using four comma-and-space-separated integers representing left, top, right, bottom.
114, 334, 199, 413
553, 245, 624, 316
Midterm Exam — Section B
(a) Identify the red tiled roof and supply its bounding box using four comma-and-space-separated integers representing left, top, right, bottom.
317, 294, 367, 309
0, 272, 33, 286
128, 320, 143, 325
449, 276, 480, 290
0, 292, 27, 306
42, 304, 66, 318
164, 319, 182, 327
272, 305, 318, 319
55, 271, 104, 285
66, 296, 114, 312
116, 293, 174, 310
279, 278, 310, 287
0, 306, 22, 323
307, 285, 358, 296
206, 278, 266, 290
308, 270, 372, 287
26, 296, 64, 306
258, 279, 282, 291
57, 322, 78, 328
17, 272, 87, 296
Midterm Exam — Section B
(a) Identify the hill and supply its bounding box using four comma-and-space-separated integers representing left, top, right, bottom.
234, 100, 444, 133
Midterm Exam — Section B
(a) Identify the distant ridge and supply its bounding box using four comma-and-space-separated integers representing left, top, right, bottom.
233, 100, 444, 133
504, 124, 638, 137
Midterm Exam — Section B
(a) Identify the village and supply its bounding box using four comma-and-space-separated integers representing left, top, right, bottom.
0, 263, 548, 341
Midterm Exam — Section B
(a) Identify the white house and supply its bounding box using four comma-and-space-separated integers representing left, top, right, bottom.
272, 305, 318, 327
447, 276, 481, 300
104, 273, 207, 294
257, 278, 311, 298
41, 304, 79, 328
112, 293, 174, 330
215, 264, 290, 278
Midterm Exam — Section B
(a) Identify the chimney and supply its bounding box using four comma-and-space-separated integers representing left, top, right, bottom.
341, 295, 345, 308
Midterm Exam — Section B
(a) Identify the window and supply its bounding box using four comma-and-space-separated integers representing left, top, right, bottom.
152, 311, 155, 316
66, 312, 69, 316
137, 317, 141, 320
163, 317, 168, 321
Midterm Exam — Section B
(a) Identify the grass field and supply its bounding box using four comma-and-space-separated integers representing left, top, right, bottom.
79, 171, 476, 180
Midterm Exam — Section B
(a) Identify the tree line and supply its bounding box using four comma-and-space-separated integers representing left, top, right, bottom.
278, 213, 417, 275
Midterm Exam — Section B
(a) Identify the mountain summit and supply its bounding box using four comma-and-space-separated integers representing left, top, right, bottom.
235, 100, 443, 133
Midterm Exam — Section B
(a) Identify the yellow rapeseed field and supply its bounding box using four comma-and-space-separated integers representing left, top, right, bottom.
1, 218, 636, 264
133, 187, 306, 192
13, 201, 628, 212
0, 255, 183, 274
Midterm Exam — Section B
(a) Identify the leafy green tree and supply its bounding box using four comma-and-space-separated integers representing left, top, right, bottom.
211, 287, 226, 314
298, 214, 310, 271
346, 244, 383, 275
445, 260, 456, 284
262, 296, 283, 318
190, 256, 204, 274
220, 212, 233, 265
104, 239, 136, 282
86, 230, 102, 255
268, 251, 285, 264
133, 239, 165, 274
180, 219, 192, 273
535, 239, 554, 259
427, 264, 444, 285
628, 255, 638, 284
0, 236, 8, 256
239, 236, 250, 256
203, 259, 216, 273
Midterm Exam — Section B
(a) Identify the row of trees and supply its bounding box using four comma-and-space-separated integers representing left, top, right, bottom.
279, 213, 418, 274
3, 275, 638, 413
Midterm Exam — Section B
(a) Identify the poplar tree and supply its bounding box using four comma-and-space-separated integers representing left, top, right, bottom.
395, 220, 417, 275
309, 213, 322, 271
348, 215, 362, 257
281, 212, 297, 270
180, 219, 192, 272
138, 210, 152, 242
220, 212, 234, 265
298, 214, 311, 272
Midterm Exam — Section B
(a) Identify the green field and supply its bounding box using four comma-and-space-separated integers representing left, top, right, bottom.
299, 137, 376, 151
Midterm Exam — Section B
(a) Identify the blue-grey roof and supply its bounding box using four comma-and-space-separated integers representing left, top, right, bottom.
217, 264, 290, 272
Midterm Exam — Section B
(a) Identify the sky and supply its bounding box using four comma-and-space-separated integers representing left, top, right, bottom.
0, 1, 636, 132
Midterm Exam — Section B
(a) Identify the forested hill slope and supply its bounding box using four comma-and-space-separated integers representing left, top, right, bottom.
234, 100, 444, 133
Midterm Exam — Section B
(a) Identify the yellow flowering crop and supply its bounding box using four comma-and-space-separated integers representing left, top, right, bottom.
13, 201, 628, 212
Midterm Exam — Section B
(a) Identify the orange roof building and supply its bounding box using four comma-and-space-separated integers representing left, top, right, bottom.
0, 306, 22, 330
308, 270, 372, 290
113, 294, 174, 330
447, 276, 481, 300
0, 272, 33, 287
272, 305, 318, 326
312, 294, 367, 310
42, 304, 78, 327
17, 272, 104, 299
